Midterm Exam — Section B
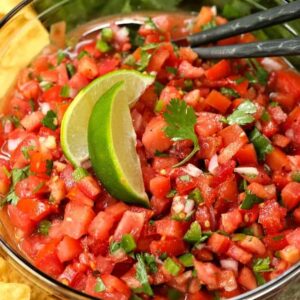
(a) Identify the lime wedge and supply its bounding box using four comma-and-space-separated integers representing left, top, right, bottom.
61, 70, 154, 166
88, 82, 149, 206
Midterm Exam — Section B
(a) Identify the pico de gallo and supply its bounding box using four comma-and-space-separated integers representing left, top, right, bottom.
1, 6, 300, 300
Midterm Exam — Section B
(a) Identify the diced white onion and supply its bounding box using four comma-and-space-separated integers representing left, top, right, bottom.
40, 103, 51, 115
7, 138, 22, 152
261, 58, 283, 72
220, 259, 239, 274
183, 164, 202, 177
234, 167, 259, 176
173, 201, 184, 214
39, 136, 57, 150
208, 154, 219, 175
184, 199, 195, 214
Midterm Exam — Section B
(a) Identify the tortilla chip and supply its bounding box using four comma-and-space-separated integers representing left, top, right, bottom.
0, 0, 49, 107
0, 282, 30, 300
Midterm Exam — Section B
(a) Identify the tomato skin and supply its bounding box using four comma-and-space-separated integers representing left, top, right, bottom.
149, 176, 171, 198
17, 198, 54, 222
193, 6, 214, 33
150, 238, 187, 256
147, 47, 170, 73
88, 211, 115, 241
35, 239, 64, 277
142, 116, 172, 155
19, 80, 40, 100
205, 59, 231, 81
7, 204, 36, 235
20, 111, 44, 132
208, 233, 230, 254
56, 236, 83, 262
62, 202, 95, 239
281, 182, 300, 210
113, 211, 145, 241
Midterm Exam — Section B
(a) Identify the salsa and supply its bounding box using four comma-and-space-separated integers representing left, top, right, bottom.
1, 6, 300, 300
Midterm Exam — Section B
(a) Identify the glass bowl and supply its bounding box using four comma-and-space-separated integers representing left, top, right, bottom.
0, 0, 299, 299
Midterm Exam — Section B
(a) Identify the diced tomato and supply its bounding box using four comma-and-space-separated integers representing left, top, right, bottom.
7, 204, 36, 235
208, 233, 230, 254
238, 235, 266, 256
62, 202, 95, 239
19, 80, 40, 100
149, 176, 171, 198
205, 90, 231, 114
195, 113, 223, 138
226, 244, 253, 264
235, 144, 258, 165
152, 157, 178, 172
193, 6, 214, 33
77, 176, 101, 199
266, 147, 291, 171
17, 198, 54, 222
150, 238, 187, 256
60, 164, 75, 191
69, 72, 90, 93
30, 151, 52, 174
219, 269, 237, 292
258, 200, 287, 234
147, 47, 170, 73
20, 111, 44, 132
35, 239, 64, 277
104, 201, 128, 222
194, 260, 220, 290
78, 56, 98, 79
15, 176, 48, 198
156, 218, 187, 239
221, 209, 242, 234
286, 228, 300, 249
179, 47, 198, 63
42, 85, 62, 102
142, 116, 172, 155
67, 186, 94, 207
219, 124, 248, 147
238, 267, 257, 290
263, 234, 288, 251
159, 86, 182, 109
98, 57, 120, 76
88, 211, 115, 241
205, 60, 231, 81
178, 60, 204, 79
113, 211, 145, 241
272, 134, 290, 148
56, 236, 82, 262
279, 245, 300, 264
281, 182, 300, 210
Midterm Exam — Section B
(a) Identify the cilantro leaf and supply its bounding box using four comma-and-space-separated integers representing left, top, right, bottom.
250, 128, 273, 160
143, 253, 157, 273
184, 221, 202, 244
253, 257, 273, 273
220, 87, 240, 98
240, 190, 263, 210
225, 100, 257, 126
38, 220, 52, 235
137, 50, 152, 72
135, 254, 153, 296
163, 99, 200, 167
42, 110, 58, 130
6, 191, 19, 206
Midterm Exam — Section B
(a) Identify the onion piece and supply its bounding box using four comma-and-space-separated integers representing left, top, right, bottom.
220, 259, 239, 274
234, 167, 259, 176
184, 199, 195, 214
183, 163, 203, 177
208, 154, 219, 175
7, 138, 22, 152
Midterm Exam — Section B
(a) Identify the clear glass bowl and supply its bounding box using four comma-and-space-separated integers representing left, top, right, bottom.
0, 0, 299, 299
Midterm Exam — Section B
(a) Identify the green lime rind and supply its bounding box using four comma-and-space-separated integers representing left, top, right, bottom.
88, 82, 149, 207
61, 70, 155, 167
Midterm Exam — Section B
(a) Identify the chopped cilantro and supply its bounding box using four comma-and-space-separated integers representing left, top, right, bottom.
135, 254, 153, 296
225, 100, 257, 126
250, 128, 273, 160
12, 167, 30, 186
46, 160, 53, 176
163, 99, 200, 167
110, 241, 121, 254
188, 188, 203, 204
253, 257, 273, 273
57, 50, 66, 65
42, 110, 58, 130
144, 17, 158, 30
154, 81, 165, 96
167, 288, 183, 300
154, 150, 168, 157
38, 220, 51, 235
141, 43, 159, 51
254, 271, 266, 286
78, 50, 89, 60
137, 50, 152, 72
21, 146, 34, 160
9, 115, 20, 127
6, 191, 19, 206
154, 99, 164, 113
40, 81, 53, 91
240, 190, 263, 210
166, 66, 178, 75
29, 99, 35, 112
269, 101, 279, 107
166, 189, 177, 198
143, 253, 157, 273
94, 277, 106, 293
183, 79, 193, 91
220, 87, 240, 98
201, 19, 217, 31
261, 110, 270, 122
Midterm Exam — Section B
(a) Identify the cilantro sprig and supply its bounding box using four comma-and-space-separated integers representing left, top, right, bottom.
163, 99, 200, 167
135, 254, 153, 296
223, 100, 257, 126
